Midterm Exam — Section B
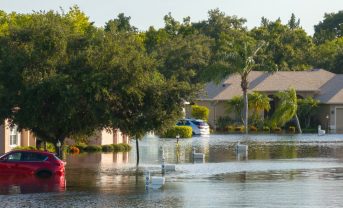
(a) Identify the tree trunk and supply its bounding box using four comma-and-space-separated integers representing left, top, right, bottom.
243, 89, 248, 134
136, 138, 139, 166
241, 74, 249, 135
295, 114, 302, 134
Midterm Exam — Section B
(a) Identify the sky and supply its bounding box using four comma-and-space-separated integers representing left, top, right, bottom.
1, 0, 343, 34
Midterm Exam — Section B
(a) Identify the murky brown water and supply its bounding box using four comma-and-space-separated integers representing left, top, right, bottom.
2, 134, 343, 207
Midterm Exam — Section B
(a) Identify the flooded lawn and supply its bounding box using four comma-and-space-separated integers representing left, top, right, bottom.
2, 134, 343, 207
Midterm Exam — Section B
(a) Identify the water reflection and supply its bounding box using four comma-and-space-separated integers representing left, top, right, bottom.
0, 174, 65, 195
4, 134, 343, 207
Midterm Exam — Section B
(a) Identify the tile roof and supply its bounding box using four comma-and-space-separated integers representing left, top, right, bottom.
200, 69, 343, 104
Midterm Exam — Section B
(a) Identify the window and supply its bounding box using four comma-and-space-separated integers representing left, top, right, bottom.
9, 125, 18, 146
21, 152, 48, 161
7, 152, 21, 161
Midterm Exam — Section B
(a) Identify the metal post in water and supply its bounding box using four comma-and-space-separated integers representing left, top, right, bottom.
144, 170, 150, 190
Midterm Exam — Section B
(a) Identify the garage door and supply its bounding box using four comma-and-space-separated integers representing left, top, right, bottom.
336, 108, 343, 130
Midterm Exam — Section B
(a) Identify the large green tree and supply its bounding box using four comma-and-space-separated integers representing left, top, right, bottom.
311, 37, 343, 73
0, 9, 193, 164
314, 10, 343, 44
250, 15, 314, 71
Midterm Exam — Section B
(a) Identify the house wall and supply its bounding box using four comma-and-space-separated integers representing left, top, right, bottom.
101, 130, 113, 145
65, 128, 129, 146
316, 104, 331, 130
0, 120, 21, 154
191, 100, 234, 128
0, 122, 7, 154
21, 130, 36, 147
324, 104, 343, 130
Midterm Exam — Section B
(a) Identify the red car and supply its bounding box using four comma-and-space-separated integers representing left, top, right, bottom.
0, 150, 65, 177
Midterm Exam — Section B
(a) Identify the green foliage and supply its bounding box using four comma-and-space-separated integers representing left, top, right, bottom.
74, 144, 87, 152
216, 116, 234, 130
163, 126, 193, 138
191, 105, 209, 121
311, 37, 343, 73
226, 96, 244, 123
105, 13, 137, 32
297, 96, 319, 129
12, 146, 37, 151
226, 92, 270, 124
263, 126, 270, 132
273, 127, 282, 132
84, 145, 102, 152
314, 11, 343, 44
250, 125, 258, 132
0, 9, 195, 155
111, 143, 132, 152
234, 125, 245, 132
102, 145, 114, 152
270, 88, 298, 127
248, 92, 271, 121
288, 126, 296, 133
251, 15, 313, 71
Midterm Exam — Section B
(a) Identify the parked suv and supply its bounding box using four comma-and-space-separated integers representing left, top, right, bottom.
0, 150, 65, 177
176, 118, 210, 135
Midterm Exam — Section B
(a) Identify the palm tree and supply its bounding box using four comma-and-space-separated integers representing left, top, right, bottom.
208, 31, 268, 134
270, 88, 302, 133
226, 95, 244, 123
248, 92, 271, 122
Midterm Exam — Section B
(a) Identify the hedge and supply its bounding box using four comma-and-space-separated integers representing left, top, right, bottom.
163, 126, 192, 138
84, 145, 102, 152
191, 105, 209, 121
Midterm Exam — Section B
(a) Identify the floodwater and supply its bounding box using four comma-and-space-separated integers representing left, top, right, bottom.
2, 134, 343, 207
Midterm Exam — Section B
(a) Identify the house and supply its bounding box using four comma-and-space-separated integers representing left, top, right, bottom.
0, 120, 36, 154
188, 69, 343, 131
0, 120, 129, 154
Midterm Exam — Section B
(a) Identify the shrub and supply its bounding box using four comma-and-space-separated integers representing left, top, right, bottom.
288, 126, 296, 133
102, 145, 114, 152
75, 144, 87, 152
263, 126, 270, 132
227, 125, 235, 132
234, 125, 245, 132
39, 143, 55, 153
216, 116, 234, 131
250, 125, 258, 132
12, 146, 37, 151
121, 143, 132, 151
84, 145, 102, 152
68, 146, 80, 154
191, 105, 209, 121
163, 126, 192, 138
273, 127, 282, 132
111, 143, 132, 152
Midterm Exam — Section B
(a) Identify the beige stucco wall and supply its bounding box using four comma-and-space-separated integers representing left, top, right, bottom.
101, 129, 113, 145
328, 104, 343, 130
0, 120, 20, 154
67, 128, 129, 146
21, 130, 36, 147
188, 100, 264, 128
0, 122, 6, 154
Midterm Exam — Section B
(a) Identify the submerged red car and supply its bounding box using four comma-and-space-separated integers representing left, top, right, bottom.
0, 150, 65, 177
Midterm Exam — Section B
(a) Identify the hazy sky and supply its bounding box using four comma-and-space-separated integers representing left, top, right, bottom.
1, 0, 343, 34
